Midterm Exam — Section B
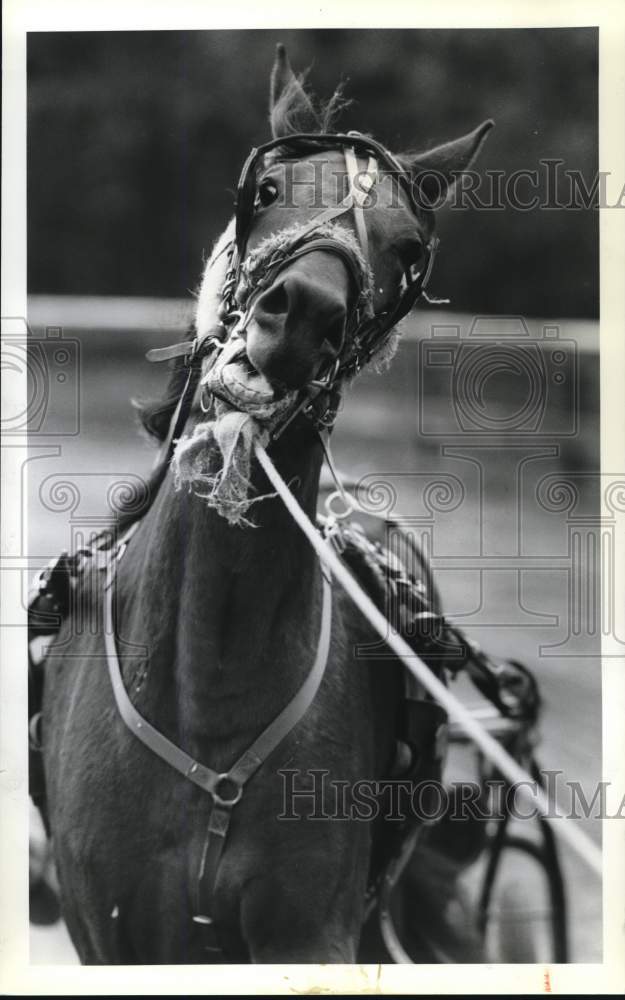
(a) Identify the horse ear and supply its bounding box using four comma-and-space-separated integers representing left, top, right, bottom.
408, 120, 494, 208
270, 44, 296, 109
269, 43, 320, 137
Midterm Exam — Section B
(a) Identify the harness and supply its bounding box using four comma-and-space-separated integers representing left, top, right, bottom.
102, 522, 333, 949
29, 132, 539, 959
30, 506, 539, 957
111, 136, 443, 951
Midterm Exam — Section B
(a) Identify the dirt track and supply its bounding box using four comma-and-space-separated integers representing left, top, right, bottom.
27, 303, 602, 963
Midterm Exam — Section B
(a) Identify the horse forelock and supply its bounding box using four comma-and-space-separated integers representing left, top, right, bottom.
269, 72, 351, 140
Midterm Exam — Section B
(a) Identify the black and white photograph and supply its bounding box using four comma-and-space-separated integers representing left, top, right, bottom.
2, 0, 624, 994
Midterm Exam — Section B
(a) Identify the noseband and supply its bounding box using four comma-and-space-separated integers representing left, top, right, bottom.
148, 131, 444, 461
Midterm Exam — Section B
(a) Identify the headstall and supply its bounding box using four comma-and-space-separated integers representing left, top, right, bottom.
147, 130, 445, 457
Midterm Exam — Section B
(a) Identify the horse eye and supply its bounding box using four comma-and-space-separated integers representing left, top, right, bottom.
397, 238, 424, 270
257, 180, 279, 208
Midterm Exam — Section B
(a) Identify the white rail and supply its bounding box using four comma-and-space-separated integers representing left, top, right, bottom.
25, 295, 599, 352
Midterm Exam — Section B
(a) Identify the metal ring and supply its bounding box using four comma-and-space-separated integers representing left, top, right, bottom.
29, 712, 43, 751
309, 356, 341, 391
325, 489, 356, 521
224, 308, 244, 329
212, 773, 243, 808
200, 385, 213, 414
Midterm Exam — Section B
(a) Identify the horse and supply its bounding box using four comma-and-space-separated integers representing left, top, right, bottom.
38, 45, 492, 963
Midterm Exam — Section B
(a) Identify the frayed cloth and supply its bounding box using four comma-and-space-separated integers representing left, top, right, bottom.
172, 328, 299, 526
172, 405, 273, 526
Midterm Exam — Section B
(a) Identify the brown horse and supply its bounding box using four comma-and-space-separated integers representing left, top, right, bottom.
40, 47, 492, 963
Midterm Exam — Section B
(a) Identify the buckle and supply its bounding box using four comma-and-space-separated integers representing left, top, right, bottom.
308, 356, 341, 391
115, 540, 128, 563
324, 489, 356, 521
212, 773, 243, 808
322, 517, 348, 555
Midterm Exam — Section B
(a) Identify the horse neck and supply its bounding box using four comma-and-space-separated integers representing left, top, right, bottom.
122, 221, 326, 757
129, 425, 325, 757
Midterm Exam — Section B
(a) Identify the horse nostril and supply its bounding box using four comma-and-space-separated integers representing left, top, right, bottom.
255, 282, 289, 319
249, 269, 348, 387
322, 312, 346, 358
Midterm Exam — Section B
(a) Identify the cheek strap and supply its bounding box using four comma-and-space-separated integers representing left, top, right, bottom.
343, 146, 378, 260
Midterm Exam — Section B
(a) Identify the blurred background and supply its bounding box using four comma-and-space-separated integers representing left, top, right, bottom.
26, 29, 601, 964
28, 28, 598, 316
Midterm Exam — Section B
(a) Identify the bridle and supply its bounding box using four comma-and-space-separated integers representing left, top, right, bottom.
224, 130, 442, 433
147, 130, 444, 458
108, 131, 446, 954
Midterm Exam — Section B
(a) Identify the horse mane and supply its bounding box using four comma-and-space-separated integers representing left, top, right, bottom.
270, 70, 351, 140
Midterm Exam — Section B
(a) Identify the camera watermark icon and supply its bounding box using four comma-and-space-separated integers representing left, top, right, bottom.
418, 317, 578, 438
1, 316, 80, 436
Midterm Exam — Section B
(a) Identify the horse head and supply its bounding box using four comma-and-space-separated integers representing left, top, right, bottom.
198, 45, 492, 404
175, 46, 493, 522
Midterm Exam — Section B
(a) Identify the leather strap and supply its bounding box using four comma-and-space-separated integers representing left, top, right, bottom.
277, 193, 356, 245
146, 341, 197, 364
104, 536, 333, 949
147, 333, 225, 473
234, 131, 417, 255
193, 803, 233, 951
104, 547, 332, 797
239, 237, 366, 345
150, 364, 199, 473
344, 147, 377, 260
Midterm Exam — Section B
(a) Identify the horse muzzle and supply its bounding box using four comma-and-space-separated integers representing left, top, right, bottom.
201, 335, 296, 418
244, 259, 350, 391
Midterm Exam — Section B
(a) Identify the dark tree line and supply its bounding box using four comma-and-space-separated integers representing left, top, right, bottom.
28, 28, 598, 317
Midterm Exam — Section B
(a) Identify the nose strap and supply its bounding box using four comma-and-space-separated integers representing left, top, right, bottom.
281, 238, 365, 303
344, 147, 378, 260
238, 236, 368, 346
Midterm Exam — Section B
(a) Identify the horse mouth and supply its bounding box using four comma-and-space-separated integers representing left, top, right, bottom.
221, 353, 280, 406
202, 336, 292, 415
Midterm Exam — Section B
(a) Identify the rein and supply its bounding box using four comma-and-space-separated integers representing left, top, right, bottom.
253, 443, 603, 884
